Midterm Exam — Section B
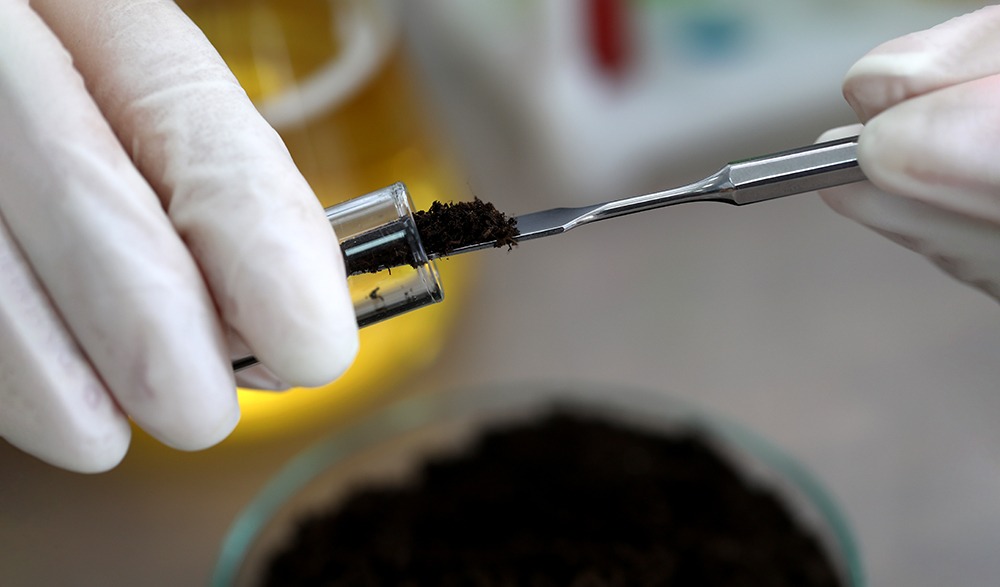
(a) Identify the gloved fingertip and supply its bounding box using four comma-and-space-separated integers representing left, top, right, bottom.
6, 419, 132, 474
235, 364, 292, 391
260, 323, 360, 389
60, 430, 132, 474
840, 112, 922, 206
816, 123, 864, 144
817, 180, 884, 224
155, 404, 241, 452
233, 248, 360, 388
843, 58, 902, 122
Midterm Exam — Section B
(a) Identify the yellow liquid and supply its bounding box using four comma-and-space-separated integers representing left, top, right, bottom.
178, 0, 474, 440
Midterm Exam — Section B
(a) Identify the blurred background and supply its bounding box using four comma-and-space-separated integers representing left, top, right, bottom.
3, 0, 1000, 585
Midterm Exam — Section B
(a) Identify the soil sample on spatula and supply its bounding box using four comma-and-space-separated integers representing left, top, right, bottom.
346, 198, 519, 275
414, 198, 519, 257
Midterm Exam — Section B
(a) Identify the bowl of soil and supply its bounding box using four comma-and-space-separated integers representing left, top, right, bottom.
212, 382, 864, 586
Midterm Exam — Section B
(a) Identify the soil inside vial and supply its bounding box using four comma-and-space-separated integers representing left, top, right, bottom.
263, 411, 844, 586
344, 198, 519, 275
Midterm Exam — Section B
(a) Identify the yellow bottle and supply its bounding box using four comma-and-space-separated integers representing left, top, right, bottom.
177, 0, 474, 439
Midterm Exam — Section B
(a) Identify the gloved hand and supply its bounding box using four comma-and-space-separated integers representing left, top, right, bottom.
0, 0, 359, 473
818, 6, 1000, 301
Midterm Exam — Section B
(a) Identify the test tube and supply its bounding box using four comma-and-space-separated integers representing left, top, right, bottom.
232, 183, 443, 372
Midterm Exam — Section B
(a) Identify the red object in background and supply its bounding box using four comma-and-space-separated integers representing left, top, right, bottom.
587, 0, 631, 78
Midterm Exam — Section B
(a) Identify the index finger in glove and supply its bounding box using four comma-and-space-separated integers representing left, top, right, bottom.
844, 5, 1000, 121
34, 0, 360, 387
854, 74, 1000, 226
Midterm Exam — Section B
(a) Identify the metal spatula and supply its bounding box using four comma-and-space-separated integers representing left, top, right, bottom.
432, 135, 864, 258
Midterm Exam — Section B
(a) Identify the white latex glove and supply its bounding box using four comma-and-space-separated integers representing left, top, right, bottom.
0, 0, 359, 473
818, 6, 1000, 301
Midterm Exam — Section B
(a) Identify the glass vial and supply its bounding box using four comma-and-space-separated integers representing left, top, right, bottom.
332, 182, 444, 327
232, 183, 442, 372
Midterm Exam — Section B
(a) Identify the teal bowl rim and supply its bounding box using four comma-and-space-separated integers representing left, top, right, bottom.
212, 381, 866, 587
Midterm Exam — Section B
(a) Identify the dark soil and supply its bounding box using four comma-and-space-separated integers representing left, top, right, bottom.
262, 411, 844, 587
344, 198, 518, 275
413, 198, 519, 257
